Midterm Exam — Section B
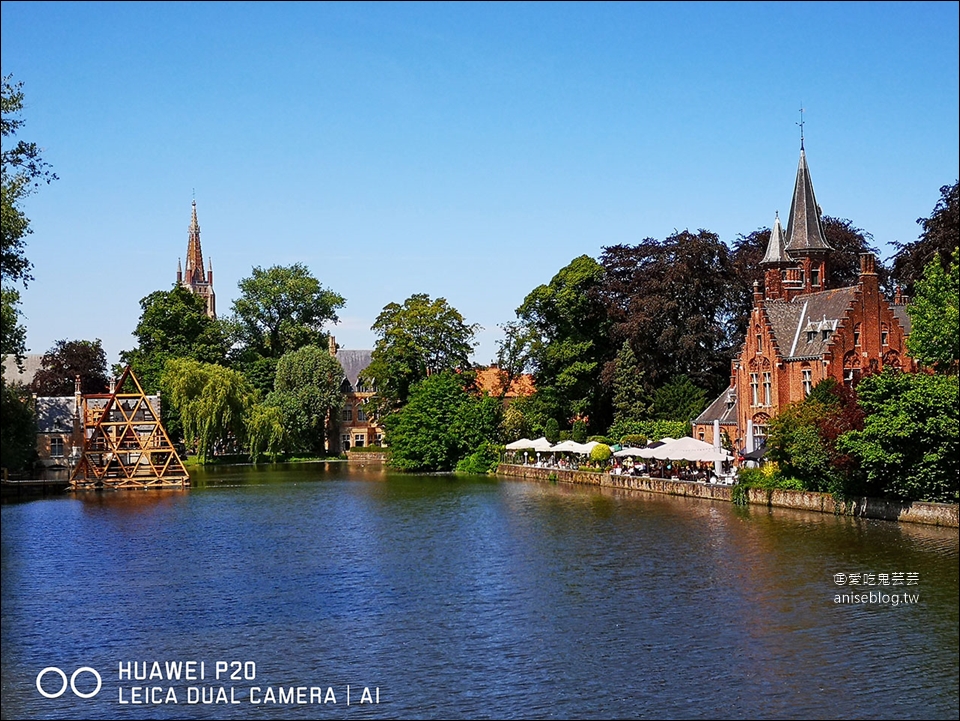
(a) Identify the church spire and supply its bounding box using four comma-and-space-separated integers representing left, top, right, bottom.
784, 146, 831, 254
185, 199, 204, 280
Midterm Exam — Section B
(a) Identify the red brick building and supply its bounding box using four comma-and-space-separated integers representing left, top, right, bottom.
695, 144, 914, 453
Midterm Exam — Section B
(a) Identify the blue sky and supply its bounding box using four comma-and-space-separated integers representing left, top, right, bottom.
3, 1, 958, 367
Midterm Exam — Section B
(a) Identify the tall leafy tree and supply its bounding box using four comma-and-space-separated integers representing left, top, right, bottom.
892, 181, 959, 294
651, 374, 708, 422
2, 74, 57, 288
32, 339, 109, 395
2, 75, 56, 370
906, 248, 959, 373
383, 371, 500, 472
231, 263, 345, 360
516, 255, 612, 431
0, 382, 35, 472
260, 344, 345, 456
599, 230, 737, 398
363, 293, 479, 411
161, 358, 254, 463
1, 287, 26, 362
610, 341, 651, 427
120, 285, 230, 393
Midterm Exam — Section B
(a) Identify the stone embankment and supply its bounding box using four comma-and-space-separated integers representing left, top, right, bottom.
496, 464, 959, 528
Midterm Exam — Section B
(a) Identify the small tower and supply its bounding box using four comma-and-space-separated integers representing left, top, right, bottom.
177, 200, 216, 318
760, 212, 791, 300
783, 143, 832, 294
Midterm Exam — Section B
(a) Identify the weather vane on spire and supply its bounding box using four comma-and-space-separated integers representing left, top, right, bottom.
798, 105, 805, 149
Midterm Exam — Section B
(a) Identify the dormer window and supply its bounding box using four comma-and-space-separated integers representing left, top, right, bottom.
807, 330, 816, 342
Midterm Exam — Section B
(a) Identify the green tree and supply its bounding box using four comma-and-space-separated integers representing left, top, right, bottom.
516, 255, 612, 431
262, 345, 345, 456
383, 371, 500, 472
599, 231, 737, 399
906, 248, 959, 373
767, 378, 864, 494
231, 263, 345, 360
2, 75, 56, 369
161, 358, 254, 463
651, 375, 708, 422
246, 403, 287, 463
31, 339, 109, 395
0, 381, 35, 472
837, 370, 959, 503
2, 74, 57, 288
892, 181, 959, 294
610, 341, 651, 427
1, 287, 26, 362
121, 285, 230, 393
544, 417, 560, 443
363, 293, 479, 411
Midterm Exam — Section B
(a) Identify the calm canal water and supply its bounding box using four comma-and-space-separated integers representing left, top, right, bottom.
2, 463, 957, 720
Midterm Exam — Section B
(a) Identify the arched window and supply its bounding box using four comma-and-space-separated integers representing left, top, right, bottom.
843, 351, 861, 386
853, 323, 862, 347
883, 350, 901, 370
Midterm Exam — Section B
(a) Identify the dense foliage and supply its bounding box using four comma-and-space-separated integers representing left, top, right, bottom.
892, 181, 959, 294
383, 372, 501, 472
838, 370, 959, 503
906, 247, 959, 373
363, 293, 479, 411
31, 339, 109, 395
161, 358, 254, 463
231, 263, 345, 361
256, 345, 345, 457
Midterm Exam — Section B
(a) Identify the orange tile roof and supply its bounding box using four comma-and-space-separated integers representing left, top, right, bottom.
474, 367, 535, 398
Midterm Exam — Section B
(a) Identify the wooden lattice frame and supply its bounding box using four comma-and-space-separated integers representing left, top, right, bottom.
69, 366, 189, 489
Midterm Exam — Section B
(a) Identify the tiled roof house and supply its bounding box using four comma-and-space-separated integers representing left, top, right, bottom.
695, 143, 914, 453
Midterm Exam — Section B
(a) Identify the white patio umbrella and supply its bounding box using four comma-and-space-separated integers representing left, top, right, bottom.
614, 446, 646, 457
505, 438, 535, 450
529, 437, 555, 452
649, 436, 718, 461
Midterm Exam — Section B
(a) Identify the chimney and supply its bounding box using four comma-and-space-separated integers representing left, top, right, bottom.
109, 376, 116, 394
859, 252, 877, 276
328, 335, 337, 357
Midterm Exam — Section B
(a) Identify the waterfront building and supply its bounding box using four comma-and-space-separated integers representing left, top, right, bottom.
328, 336, 384, 452
175, 200, 216, 318
694, 143, 914, 453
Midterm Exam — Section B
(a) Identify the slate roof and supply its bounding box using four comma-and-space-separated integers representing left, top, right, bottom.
694, 388, 738, 425
35, 397, 75, 433
892, 304, 912, 335
1, 353, 44, 385
335, 349, 373, 391
784, 148, 832, 254
764, 287, 858, 359
761, 213, 791, 265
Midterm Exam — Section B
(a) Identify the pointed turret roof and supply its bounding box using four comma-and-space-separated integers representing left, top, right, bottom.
785, 147, 831, 254
761, 212, 791, 265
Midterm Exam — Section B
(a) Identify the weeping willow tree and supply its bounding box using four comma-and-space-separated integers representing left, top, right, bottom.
162, 358, 254, 463
247, 403, 286, 463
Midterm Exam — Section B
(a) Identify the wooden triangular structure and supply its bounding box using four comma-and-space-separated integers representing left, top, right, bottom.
69, 366, 189, 489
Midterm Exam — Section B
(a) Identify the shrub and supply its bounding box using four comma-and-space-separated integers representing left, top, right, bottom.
456, 443, 503, 474
572, 420, 588, 443
621, 434, 648, 448
590, 443, 612, 464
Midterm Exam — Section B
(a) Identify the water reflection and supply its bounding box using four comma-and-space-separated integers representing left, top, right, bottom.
1, 464, 956, 720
